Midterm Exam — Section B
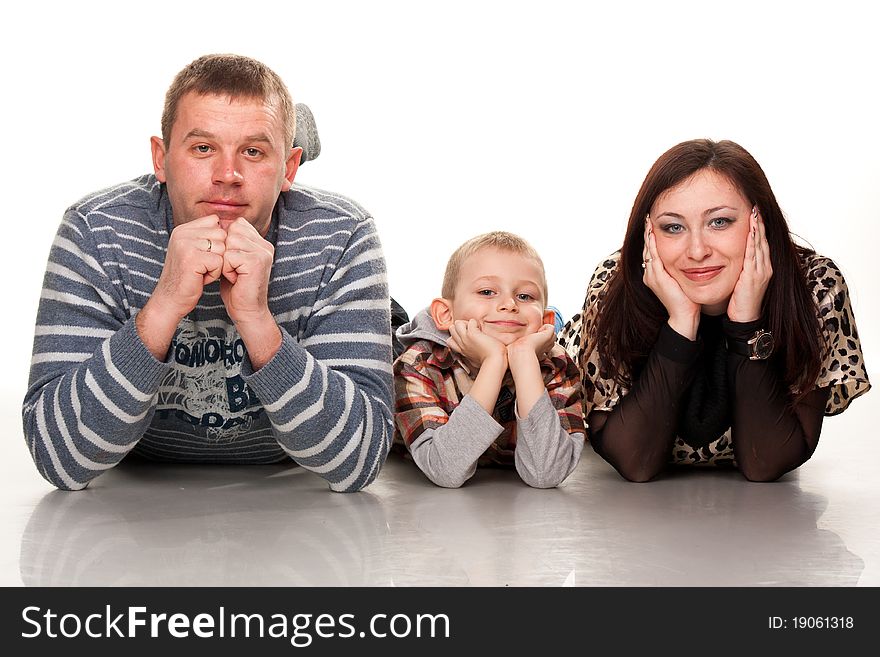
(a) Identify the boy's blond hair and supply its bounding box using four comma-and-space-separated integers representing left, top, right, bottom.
441, 231, 548, 304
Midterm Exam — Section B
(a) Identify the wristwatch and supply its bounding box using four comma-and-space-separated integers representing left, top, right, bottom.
727, 329, 774, 360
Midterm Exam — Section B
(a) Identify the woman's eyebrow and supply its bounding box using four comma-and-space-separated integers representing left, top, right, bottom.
703, 205, 738, 216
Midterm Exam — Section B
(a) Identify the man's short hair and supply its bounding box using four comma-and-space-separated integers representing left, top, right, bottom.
161, 53, 296, 149
441, 231, 548, 304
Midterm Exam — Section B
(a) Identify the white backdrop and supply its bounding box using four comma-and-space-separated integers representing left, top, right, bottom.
2, 0, 877, 440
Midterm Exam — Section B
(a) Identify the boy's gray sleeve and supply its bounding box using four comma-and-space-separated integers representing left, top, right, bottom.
513, 392, 585, 488
408, 395, 503, 488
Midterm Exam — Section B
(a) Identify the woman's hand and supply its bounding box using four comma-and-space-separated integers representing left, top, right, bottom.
447, 319, 508, 370
642, 216, 701, 340
727, 208, 773, 322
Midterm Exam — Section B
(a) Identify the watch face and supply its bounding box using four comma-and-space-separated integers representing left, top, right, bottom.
754, 332, 774, 359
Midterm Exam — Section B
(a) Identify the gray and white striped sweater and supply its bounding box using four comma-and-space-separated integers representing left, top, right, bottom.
23, 175, 393, 492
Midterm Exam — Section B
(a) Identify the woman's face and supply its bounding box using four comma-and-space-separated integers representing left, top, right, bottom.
649, 169, 753, 315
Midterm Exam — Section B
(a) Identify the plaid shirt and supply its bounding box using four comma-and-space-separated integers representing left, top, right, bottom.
394, 341, 585, 467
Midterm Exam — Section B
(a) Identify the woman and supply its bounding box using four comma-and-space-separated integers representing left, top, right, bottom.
560, 139, 870, 482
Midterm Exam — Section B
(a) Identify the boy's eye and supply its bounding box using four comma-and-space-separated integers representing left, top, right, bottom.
477, 289, 495, 296
517, 293, 535, 302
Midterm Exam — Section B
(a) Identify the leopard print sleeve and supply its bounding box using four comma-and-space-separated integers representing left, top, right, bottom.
805, 253, 871, 415
558, 252, 628, 416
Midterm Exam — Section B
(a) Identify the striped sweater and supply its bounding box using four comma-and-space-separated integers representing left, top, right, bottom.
23, 175, 393, 492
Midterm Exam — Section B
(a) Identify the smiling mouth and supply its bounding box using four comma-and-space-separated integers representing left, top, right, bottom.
682, 267, 723, 282
485, 320, 526, 328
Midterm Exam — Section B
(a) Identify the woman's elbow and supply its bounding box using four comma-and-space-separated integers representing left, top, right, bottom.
594, 444, 664, 482
615, 463, 662, 483
738, 461, 793, 482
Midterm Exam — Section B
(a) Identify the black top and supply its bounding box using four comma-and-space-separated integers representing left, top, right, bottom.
588, 317, 829, 482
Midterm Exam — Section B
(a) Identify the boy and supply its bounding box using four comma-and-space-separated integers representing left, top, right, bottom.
393, 232, 585, 488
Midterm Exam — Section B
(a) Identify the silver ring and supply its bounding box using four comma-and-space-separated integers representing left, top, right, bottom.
206, 238, 213, 253
642, 258, 653, 269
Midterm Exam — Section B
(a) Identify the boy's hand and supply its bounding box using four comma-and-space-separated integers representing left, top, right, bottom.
506, 324, 556, 419
507, 323, 556, 363
447, 319, 508, 370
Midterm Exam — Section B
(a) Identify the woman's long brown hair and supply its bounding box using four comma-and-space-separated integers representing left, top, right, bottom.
592, 139, 823, 397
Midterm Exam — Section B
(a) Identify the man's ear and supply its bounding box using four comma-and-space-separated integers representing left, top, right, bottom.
281, 147, 303, 192
543, 309, 557, 327
430, 298, 454, 330
150, 136, 167, 183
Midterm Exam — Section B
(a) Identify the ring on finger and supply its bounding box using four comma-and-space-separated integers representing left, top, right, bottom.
205, 238, 213, 252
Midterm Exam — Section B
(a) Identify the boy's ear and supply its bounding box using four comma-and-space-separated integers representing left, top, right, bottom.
543, 309, 557, 327
430, 298, 454, 330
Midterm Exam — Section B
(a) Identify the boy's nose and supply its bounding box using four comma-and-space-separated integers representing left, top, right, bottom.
497, 295, 518, 311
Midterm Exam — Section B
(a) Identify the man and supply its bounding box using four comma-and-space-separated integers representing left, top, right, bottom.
22, 54, 393, 491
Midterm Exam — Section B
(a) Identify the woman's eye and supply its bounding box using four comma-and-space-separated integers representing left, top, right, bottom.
661, 223, 683, 234
709, 217, 733, 228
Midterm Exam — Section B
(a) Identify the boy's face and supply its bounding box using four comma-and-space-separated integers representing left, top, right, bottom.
447, 247, 551, 346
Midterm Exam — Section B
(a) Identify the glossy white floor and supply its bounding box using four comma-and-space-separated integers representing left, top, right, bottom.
3, 394, 877, 588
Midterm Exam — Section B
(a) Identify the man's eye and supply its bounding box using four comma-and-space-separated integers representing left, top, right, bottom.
194, 144, 212, 154
245, 148, 263, 157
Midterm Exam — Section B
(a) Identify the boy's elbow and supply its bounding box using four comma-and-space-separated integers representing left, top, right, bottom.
426, 470, 468, 489
517, 461, 564, 489
521, 473, 561, 489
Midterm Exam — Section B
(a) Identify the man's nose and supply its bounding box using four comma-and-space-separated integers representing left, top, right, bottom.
213, 156, 244, 185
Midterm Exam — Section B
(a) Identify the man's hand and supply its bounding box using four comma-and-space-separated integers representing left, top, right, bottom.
137, 216, 227, 359
219, 217, 281, 370
219, 217, 275, 324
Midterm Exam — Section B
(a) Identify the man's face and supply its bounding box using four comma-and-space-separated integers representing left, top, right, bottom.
151, 92, 300, 236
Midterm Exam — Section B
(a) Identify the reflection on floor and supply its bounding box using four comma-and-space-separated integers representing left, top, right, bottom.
12, 446, 876, 587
